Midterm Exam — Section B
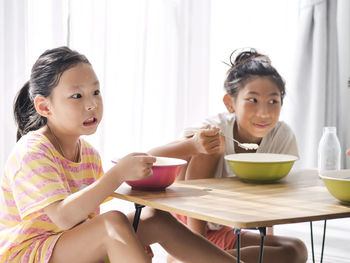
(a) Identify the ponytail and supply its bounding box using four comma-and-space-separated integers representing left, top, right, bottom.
13, 81, 46, 141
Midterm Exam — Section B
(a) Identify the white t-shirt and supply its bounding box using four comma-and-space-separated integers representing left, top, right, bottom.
185, 112, 299, 179
184, 112, 299, 230
185, 112, 299, 230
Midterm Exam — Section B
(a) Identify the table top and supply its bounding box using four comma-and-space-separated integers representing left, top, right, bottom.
112, 169, 350, 228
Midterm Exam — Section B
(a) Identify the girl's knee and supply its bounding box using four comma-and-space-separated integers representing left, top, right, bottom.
98, 211, 133, 236
282, 238, 308, 263
142, 208, 168, 219
293, 238, 308, 263
102, 210, 129, 223
140, 208, 178, 230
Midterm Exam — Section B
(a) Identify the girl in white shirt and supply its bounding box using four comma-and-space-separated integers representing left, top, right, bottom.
150, 48, 307, 263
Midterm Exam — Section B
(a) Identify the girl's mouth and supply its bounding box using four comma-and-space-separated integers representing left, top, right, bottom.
254, 123, 270, 129
83, 117, 98, 126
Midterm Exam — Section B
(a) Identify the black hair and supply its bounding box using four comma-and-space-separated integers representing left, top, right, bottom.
224, 48, 285, 101
13, 46, 90, 141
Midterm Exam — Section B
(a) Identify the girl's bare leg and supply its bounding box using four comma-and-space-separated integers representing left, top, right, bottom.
49, 211, 150, 263
267, 226, 274, 235
228, 231, 308, 263
128, 208, 235, 263
167, 228, 307, 263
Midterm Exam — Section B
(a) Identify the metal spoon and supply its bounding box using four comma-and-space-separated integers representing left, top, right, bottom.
224, 134, 259, 151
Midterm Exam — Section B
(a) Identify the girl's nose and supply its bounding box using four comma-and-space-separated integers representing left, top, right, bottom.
256, 104, 270, 117
86, 98, 98, 110
87, 105, 95, 110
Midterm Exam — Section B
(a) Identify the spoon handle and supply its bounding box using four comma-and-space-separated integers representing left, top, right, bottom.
222, 134, 240, 144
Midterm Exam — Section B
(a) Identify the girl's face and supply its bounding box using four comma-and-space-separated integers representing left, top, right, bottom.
224, 77, 281, 143
47, 63, 103, 137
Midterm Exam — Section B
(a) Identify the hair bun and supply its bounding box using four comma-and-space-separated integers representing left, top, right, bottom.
229, 48, 271, 68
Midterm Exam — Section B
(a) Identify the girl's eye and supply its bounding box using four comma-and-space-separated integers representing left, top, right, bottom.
94, 90, 100, 96
248, 98, 257, 103
269, 99, 279, 104
72, 94, 82, 99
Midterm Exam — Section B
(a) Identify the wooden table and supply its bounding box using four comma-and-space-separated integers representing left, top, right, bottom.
112, 169, 350, 262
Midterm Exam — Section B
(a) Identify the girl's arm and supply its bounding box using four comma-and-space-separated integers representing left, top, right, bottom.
149, 126, 224, 160
185, 153, 223, 236
148, 137, 199, 161
149, 126, 225, 236
44, 153, 155, 230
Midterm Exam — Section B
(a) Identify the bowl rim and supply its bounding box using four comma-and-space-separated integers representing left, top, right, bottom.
319, 170, 350, 181
151, 156, 187, 167
112, 156, 187, 167
224, 153, 298, 163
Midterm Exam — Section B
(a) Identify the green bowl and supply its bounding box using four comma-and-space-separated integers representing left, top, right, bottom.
319, 170, 350, 204
224, 153, 298, 183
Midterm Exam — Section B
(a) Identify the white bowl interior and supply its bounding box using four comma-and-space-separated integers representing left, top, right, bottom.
111, 156, 186, 167
153, 157, 187, 166
224, 153, 298, 163
319, 169, 350, 181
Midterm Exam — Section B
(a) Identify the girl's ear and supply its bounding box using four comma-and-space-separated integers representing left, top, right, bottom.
223, 94, 235, 113
34, 95, 51, 117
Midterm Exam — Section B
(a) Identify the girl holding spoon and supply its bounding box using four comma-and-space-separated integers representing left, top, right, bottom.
0, 47, 239, 263
149, 48, 306, 263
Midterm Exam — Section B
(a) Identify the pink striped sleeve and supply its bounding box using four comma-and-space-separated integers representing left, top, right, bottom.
11, 149, 69, 219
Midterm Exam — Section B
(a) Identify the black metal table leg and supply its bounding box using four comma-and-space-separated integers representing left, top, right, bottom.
320, 220, 327, 263
310, 221, 315, 263
310, 220, 327, 263
258, 227, 266, 263
133, 203, 145, 232
234, 228, 241, 263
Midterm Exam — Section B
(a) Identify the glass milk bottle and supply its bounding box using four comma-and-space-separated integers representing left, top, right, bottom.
318, 126, 341, 174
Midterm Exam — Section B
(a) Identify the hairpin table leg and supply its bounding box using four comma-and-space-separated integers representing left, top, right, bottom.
320, 220, 327, 263
133, 203, 145, 232
310, 220, 327, 263
234, 228, 241, 263
258, 227, 266, 263
310, 221, 315, 263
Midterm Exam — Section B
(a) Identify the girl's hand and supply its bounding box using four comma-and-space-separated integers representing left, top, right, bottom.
115, 153, 156, 181
193, 125, 226, 155
346, 149, 350, 156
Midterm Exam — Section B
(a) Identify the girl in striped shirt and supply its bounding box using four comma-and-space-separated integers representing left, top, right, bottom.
0, 47, 236, 263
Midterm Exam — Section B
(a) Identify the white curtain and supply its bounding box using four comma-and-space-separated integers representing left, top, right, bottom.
2, 0, 349, 172
0, 0, 210, 173
337, 0, 350, 169
288, 0, 342, 169
66, 0, 210, 169
0, 0, 26, 172
0, 0, 68, 171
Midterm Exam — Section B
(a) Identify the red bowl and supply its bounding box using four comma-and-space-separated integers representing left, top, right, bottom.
112, 157, 187, 191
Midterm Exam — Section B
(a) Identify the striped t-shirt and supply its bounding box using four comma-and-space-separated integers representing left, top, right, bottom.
0, 131, 103, 263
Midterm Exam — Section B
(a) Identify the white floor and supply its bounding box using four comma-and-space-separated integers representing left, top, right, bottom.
102, 199, 350, 263
274, 219, 350, 263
